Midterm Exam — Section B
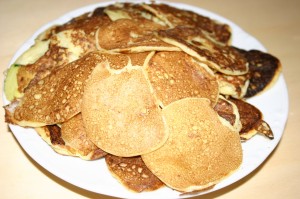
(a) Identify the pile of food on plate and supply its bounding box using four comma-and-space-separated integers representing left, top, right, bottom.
4, 2, 281, 193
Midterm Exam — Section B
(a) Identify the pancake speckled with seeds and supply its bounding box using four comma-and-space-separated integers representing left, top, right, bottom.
105, 154, 164, 192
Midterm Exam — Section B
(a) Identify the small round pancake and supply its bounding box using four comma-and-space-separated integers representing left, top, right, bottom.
158, 26, 248, 75
146, 51, 219, 107
105, 154, 164, 192
142, 98, 242, 193
229, 98, 274, 140
81, 68, 168, 157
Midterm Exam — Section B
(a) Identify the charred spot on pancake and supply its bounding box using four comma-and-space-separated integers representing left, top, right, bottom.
235, 48, 282, 98
47, 125, 65, 145
105, 154, 164, 192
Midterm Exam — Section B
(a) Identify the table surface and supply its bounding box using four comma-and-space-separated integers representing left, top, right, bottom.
0, 0, 299, 198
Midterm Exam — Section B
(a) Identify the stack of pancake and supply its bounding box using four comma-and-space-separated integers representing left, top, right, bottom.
4, 2, 281, 194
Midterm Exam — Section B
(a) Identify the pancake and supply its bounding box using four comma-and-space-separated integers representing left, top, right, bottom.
104, 2, 166, 26
229, 98, 274, 140
55, 7, 111, 34
81, 67, 168, 157
214, 95, 242, 132
60, 114, 107, 160
4, 13, 111, 101
105, 154, 164, 192
141, 3, 231, 44
35, 118, 107, 160
97, 18, 179, 53
146, 51, 219, 107
5, 52, 125, 127
142, 98, 242, 193
216, 73, 250, 99
4, 39, 50, 100
235, 48, 282, 98
158, 26, 248, 75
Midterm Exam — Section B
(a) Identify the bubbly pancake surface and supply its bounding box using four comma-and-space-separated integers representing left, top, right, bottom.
142, 98, 242, 192
146, 51, 219, 107
105, 154, 164, 192
11, 52, 108, 126
82, 67, 168, 157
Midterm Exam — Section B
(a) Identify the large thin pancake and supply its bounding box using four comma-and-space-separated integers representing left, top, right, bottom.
97, 18, 179, 53
158, 26, 248, 75
214, 95, 242, 132
142, 98, 242, 193
216, 73, 250, 99
229, 98, 274, 141
141, 3, 231, 44
6, 52, 125, 127
235, 48, 282, 98
146, 51, 219, 107
81, 67, 168, 157
105, 154, 164, 192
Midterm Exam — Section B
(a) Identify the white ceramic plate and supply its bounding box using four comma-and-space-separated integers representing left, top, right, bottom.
3, 1, 289, 199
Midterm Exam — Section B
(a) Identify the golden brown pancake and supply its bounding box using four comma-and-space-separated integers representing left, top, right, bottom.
216, 72, 250, 99
229, 98, 274, 140
60, 114, 107, 160
141, 3, 231, 44
35, 120, 107, 160
146, 51, 219, 107
5, 52, 119, 127
214, 95, 242, 132
105, 154, 164, 192
97, 18, 179, 53
235, 48, 282, 98
158, 26, 248, 75
55, 7, 111, 35
81, 67, 168, 157
142, 98, 242, 193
